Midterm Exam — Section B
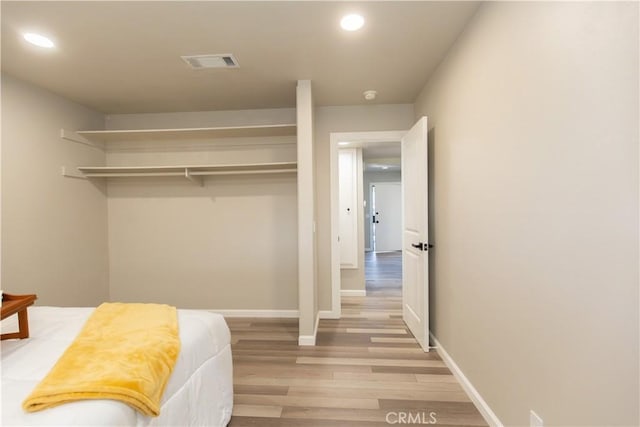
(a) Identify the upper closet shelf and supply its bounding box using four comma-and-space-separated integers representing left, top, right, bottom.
75, 124, 297, 142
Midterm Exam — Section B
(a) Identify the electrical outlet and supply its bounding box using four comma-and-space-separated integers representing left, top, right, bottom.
530, 410, 543, 427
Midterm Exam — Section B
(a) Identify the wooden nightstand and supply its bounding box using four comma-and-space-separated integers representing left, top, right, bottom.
1, 293, 37, 340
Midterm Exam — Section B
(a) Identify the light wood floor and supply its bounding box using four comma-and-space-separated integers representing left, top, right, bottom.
365, 251, 402, 296
227, 252, 486, 426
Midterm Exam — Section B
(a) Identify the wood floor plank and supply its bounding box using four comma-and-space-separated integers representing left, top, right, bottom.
372, 365, 453, 375
340, 310, 400, 315
367, 346, 429, 354
235, 394, 380, 410
232, 404, 283, 418
232, 340, 299, 348
332, 371, 417, 382
234, 355, 297, 364
232, 334, 298, 342
235, 346, 428, 357
287, 385, 470, 402
230, 417, 390, 426
235, 377, 463, 393
234, 384, 289, 396
416, 374, 461, 383
340, 313, 391, 319
281, 407, 392, 423
235, 370, 334, 380
345, 328, 408, 334
297, 356, 445, 368
235, 349, 439, 361
236, 363, 372, 374
370, 337, 417, 343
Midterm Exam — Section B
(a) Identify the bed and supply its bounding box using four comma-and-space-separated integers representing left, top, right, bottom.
1, 306, 233, 426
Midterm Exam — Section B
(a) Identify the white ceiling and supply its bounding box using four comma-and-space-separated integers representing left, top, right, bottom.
364, 160, 401, 173
362, 144, 401, 172
363, 145, 401, 160
338, 143, 401, 172
1, 1, 479, 114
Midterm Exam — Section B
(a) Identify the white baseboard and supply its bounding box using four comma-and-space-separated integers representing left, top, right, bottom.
210, 309, 299, 318
298, 313, 320, 346
319, 309, 340, 319
298, 335, 316, 346
340, 290, 366, 297
430, 332, 503, 427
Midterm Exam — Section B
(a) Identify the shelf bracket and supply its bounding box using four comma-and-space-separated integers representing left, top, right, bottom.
184, 168, 203, 186
61, 166, 87, 180
60, 129, 105, 151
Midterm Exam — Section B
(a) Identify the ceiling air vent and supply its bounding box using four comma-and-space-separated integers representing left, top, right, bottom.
181, 54, 239, 69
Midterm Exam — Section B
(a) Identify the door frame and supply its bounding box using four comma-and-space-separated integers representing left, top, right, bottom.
329, 130, 407, 319
369, 181, 402, 253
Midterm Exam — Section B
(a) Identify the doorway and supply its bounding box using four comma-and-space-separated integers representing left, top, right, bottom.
370, 182, 402, 252
365, 152, 402, 297
330, 119, 430, 351
329, 130, 405, 318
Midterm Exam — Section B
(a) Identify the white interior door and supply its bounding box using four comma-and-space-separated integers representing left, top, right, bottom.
401, 117, 430, 351
339, 148, 358, 268
372, 183, 402, 252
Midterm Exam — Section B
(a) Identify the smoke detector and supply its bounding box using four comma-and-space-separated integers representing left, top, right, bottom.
181, 54, 239, 69
363, 90, 377, 101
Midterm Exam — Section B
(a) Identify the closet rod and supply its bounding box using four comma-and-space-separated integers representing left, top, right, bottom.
81, 168, 297, 179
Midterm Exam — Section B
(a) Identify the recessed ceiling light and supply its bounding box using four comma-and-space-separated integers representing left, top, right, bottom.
382, 166, 389, 170
341, 14, 365, 31
23, 33, 54, 48
339, 142, 351, 146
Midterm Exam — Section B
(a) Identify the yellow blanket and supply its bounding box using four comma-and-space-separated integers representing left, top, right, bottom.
23, 303, 180, 417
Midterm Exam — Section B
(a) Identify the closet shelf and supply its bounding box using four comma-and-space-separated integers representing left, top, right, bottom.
76, 124, 297, 142
77, 162, 297, 179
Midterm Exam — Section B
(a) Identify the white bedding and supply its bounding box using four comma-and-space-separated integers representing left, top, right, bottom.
1, 307, 233, 426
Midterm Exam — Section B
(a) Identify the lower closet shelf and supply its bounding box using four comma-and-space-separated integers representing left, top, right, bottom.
76, 162, 297, 182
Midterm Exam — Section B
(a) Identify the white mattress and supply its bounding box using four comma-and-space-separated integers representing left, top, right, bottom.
1, 307, 233, 426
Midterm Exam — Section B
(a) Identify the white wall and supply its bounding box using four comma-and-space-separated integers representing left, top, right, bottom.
296, 80, 317, 340
414, 2, 639, 425
364, 170, 402, 250
314, 105, 414, 307
106, 109, 299, 310
1, 73, 109, 306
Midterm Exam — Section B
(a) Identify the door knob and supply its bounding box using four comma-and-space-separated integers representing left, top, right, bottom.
411, 242, 432, 251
